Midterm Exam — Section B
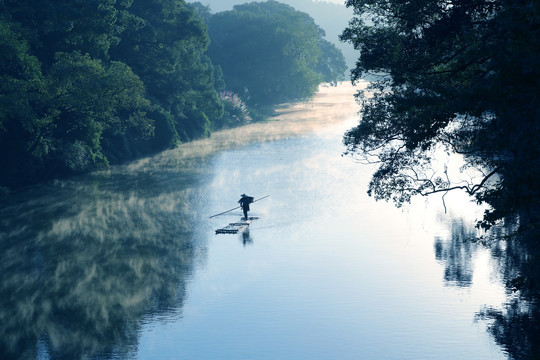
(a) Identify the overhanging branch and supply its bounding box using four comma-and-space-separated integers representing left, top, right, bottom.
419, 167, 500, 196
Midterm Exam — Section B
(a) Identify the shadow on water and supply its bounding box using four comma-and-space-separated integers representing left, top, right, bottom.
434, 216, 540, 359
0, 158, 211, 360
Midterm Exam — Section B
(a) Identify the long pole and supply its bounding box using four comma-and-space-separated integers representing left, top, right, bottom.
209, 195, 270, 218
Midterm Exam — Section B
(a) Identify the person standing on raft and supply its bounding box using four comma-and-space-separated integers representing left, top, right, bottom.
238, 194, 254, 220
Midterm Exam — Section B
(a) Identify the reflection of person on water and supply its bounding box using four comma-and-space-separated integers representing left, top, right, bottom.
238, 194, 254, 220
242, 230, 253, 246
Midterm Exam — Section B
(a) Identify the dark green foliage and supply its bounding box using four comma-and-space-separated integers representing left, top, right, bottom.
0, 19, 53, 184
0, 4, 155, 186
342, 5, 540, 356
0, 0, 346, 187
317, 36, 347, 85
111, 0, 223, 141
341, 0, 540, 232
0, 0, 128, 65
0, 0, 223, 186
48, 52, 153, 167
206, 1, 345, 109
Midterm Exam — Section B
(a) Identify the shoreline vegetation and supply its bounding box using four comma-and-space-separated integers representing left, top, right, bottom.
135, 81, 363, 167
84, 82, 362, 183
0, 81, 361, 196
340, 0, 539, 239
0, 0, 347, 189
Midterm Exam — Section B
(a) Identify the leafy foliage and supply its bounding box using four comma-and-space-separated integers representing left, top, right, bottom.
0, 0, 221, 186
0, 0, 346, 187
0, 0, 128, 65
206, 1, 346, 109
341, 0, 540, 231
316, 36, 347, 85
0, 19, 53, 183
49, 52, 153, 166
111, 0, 223, 142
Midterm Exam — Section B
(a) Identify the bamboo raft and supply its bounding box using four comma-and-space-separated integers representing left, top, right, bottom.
215, 217, 259, 234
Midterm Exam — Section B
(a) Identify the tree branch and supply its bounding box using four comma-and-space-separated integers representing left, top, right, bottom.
419, 167, 500, 196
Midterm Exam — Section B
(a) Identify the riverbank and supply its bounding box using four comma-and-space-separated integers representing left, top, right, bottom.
0, 82, 363, 193
126, 81, 364, 171
104, 81, 364, 177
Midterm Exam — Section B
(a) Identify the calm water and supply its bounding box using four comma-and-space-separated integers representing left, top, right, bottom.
0, 84, 509, 359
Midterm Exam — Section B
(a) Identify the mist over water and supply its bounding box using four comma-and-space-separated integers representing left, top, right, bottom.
0, 163, 203, 359
0, 83, 510, 359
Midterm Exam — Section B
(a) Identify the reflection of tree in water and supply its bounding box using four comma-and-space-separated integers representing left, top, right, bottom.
434, 216, 540, 360
434, 218, 478, 287
476, 228, 540, 360
478, 298, 540, 360
0, 173, 206, 360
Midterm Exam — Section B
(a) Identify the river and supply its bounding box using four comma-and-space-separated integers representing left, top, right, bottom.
0, 83, 510, 359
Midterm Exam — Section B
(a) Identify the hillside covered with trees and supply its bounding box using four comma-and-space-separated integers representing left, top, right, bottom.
205, 1, 346, 113
188, 0, 357, 70
0, 0, 345, 187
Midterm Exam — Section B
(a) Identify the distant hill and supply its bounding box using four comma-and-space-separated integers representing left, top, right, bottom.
188, 0, 357, 72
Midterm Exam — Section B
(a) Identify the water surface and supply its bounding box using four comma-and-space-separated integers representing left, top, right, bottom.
0, 84, 508, 359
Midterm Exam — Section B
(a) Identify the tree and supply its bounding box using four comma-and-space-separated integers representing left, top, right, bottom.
206, 1, 339, 109
0, 0, 128, 66
189, 1, 213, 23
110, 0, 223, 142
340, 0, 540, 233
0, 19, 53, 184
0, 0, 227, 186
48, 52, 153, 170
317, 35, 347, 85
0, 1, 157, 185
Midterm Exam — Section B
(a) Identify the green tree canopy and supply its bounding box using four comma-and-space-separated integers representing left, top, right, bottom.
0, 19, 52, 182
0, 0, 346, 187
317, 35, 347, 85
206, 1, 345, 108
48, 52, 152, 167
111, 0, 223, 141
341, 0, 540, 232
0, 0, 129, 65
0, 0, 225, 186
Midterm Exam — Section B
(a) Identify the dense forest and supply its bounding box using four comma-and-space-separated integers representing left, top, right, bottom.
188, 0, 357, 70
206, 2, 346, 110
0, 0, 346, 187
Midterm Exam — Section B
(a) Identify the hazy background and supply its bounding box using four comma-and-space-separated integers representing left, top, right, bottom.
187, 0, 357, 70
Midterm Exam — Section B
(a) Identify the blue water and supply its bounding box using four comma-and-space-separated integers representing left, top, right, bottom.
0, 85, 508, 359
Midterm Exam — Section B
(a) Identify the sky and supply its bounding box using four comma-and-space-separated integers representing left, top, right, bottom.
314, 0, 346, 4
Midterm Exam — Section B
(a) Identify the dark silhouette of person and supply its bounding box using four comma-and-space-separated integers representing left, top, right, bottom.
238, 194, 254, 220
